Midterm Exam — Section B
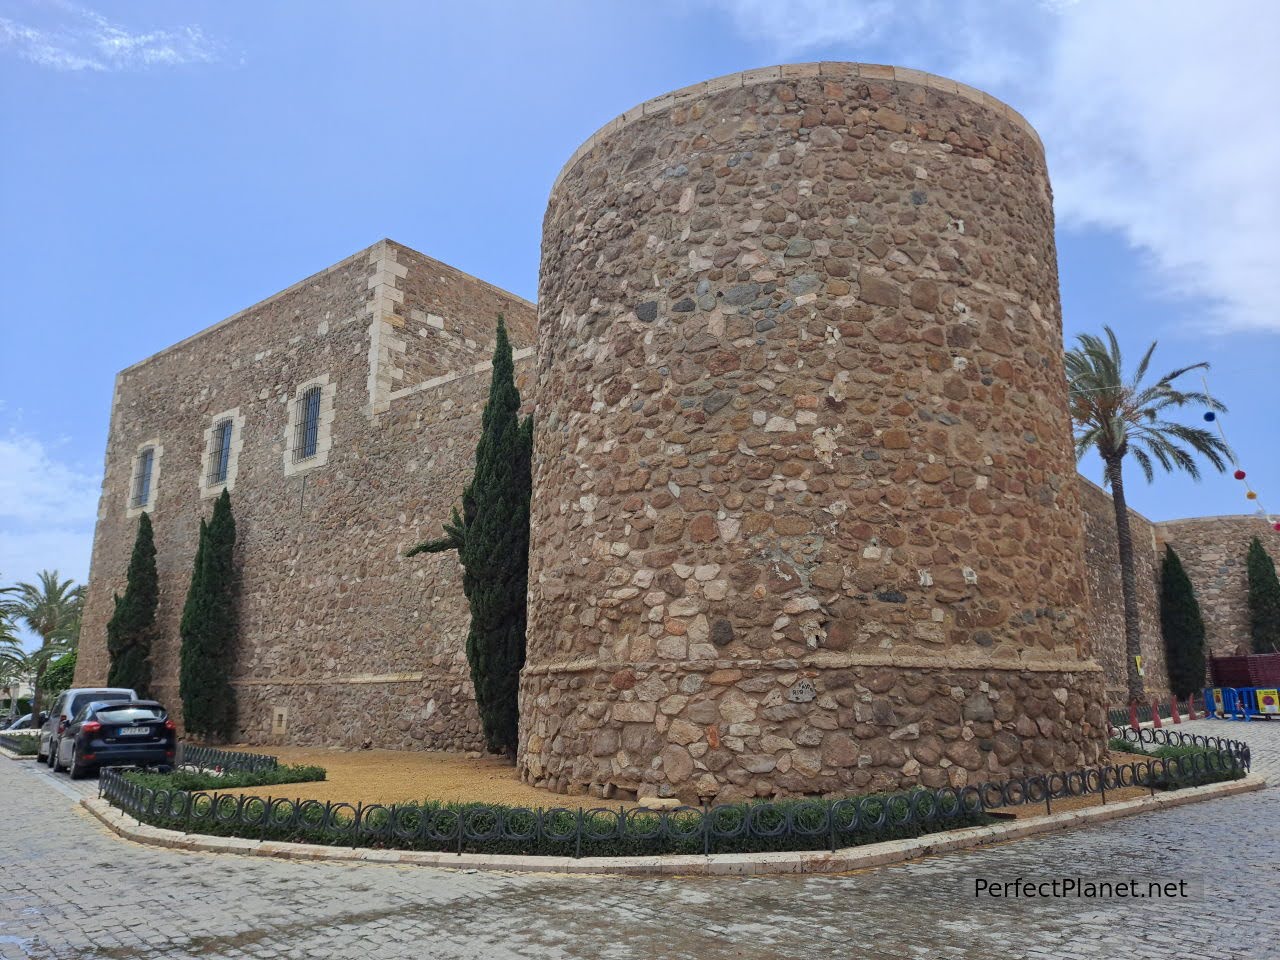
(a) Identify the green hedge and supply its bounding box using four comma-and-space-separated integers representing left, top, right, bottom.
105, 743, 1245, 859
1107, 738, 1244, 788
107, 782, 992, 858
124, 763, 325, 792
0, 734, 38, 756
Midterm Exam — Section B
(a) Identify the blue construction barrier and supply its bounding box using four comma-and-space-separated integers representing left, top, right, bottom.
1203, 686, 1280, 721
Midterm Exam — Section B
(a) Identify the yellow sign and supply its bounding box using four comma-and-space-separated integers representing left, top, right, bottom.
1258, 689, 1280, 715
1212, 688, 1225, 714
1134, 655, 1144, 677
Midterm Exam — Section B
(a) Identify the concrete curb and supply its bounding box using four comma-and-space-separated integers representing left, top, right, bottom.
0, 744, 37, 761
78, 774, 1266, 877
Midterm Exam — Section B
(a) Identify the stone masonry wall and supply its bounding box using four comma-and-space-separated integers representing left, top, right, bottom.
1078, 478, 1166, 702
1078, 479, 1280, 701
72, 67, 1263, 795
525, 63, 1106, 803
1156, 514, 1278, 658
76, 239, 536, 750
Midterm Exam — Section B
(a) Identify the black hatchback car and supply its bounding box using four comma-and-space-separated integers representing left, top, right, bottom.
52, 700, 176, 778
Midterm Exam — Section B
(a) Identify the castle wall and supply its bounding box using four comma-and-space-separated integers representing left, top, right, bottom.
1077, 481, 1277, 702
1156, 514, 1276, 658
1078, 479, 1166, 701
524, 63, 1106, 803
75, 240, 536, 749
70, 69, 1270, 789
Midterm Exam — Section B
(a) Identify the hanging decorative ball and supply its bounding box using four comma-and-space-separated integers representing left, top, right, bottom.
1203, 411, 1217, 422
1247, 491, 1258, 500
1235, 469, 1247, 480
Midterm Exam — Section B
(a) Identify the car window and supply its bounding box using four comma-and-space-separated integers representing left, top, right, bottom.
72, 704, 95, 724
95, 706, 165, 723
69, 693, 131, 717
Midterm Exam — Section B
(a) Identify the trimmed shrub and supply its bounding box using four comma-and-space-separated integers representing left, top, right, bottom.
1247, 537, 1280, 654
179, 491, 238, 740
1159, 545, 1206, 698
107, 512, 159, 695
1107, 738, 1243, 788
408, 317, 531, 757
124, 762, 325, 793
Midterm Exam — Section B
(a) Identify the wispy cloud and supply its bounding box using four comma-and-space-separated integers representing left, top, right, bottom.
705, 0, 1280, 334
0, 431, 99, 598
709, 0, 896, 56
0, 1, 222, 72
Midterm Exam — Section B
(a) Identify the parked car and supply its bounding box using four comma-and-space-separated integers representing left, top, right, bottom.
3, 712, 46, 731
52, 700, 175, 778
37, 688, 136, 764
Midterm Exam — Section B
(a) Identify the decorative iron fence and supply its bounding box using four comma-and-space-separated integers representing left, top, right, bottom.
99, 728, 1250, 859
1115, 726, 1251, 769
176, 743, 278, 774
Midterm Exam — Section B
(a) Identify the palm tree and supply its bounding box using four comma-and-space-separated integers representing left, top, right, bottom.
0, 580, 23, 719
1066, 328, 1230, 704
0, 571, 84, 727
0, 636, 30, 721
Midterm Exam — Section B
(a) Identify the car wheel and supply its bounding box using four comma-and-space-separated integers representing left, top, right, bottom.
51, 741, 65, 773
46, 741, 58, 768
68, 744, 86, 780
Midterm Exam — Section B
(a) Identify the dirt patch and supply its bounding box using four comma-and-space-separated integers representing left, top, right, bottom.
206, 746, 1178, 816
217, 744, 640, 809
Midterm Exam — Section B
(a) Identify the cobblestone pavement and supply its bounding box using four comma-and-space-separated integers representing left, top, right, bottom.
2, 718, 1276, 960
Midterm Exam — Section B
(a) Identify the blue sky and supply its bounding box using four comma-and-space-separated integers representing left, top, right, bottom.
2, 1, 1277, 629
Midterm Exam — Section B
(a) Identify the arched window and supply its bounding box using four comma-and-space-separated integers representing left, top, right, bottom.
294, 385, 322, 462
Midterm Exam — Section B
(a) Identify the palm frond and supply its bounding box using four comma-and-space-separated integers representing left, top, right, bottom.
1066, 327, 1232, 484
1131, 446, 1154, 483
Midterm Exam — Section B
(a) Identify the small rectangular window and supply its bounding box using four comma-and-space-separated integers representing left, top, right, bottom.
208, 419, 233, 485
294, 386, 322, 462
132, 449, 154, 507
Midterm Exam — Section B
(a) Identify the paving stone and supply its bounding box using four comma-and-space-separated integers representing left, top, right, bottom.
2, 717, 1276, 959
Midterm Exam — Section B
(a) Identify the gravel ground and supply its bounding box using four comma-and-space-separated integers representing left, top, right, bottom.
218, 743, 641, 807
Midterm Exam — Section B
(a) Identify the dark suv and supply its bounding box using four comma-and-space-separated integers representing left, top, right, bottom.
53, 700, 175, 778
38, 688, 136, 765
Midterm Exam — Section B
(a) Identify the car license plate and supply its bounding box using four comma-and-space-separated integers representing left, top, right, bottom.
118, 727, 150, 736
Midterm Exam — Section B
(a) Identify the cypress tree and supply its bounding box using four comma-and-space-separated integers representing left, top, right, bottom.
1158, 545, 1206, 699
409, 317, 532, 757
107, 512, 159, 695
1247, 537, 1280, 654
179, 491, 238, 740
179, 518, 210, 735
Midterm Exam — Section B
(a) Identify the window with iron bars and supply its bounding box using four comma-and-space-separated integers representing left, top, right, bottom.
132, 448, 154, 507
293, 386, 322, 462
208, 419, 233, 485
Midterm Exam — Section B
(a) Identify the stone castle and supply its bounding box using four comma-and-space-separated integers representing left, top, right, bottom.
75, 63, 1275, 802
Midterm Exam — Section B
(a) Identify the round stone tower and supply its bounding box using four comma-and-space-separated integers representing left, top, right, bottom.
522, 63, 1107, 803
